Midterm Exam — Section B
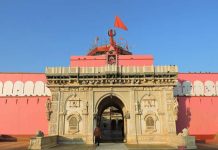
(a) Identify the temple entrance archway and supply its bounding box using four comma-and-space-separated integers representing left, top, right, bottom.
95, 95, 126, 143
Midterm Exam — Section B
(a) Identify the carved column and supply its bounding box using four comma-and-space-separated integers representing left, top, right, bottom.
59, 110, 66, 135
57, 89, 62, 135
82, 100, 89, 141
88, 90, 94, 144
161, 88, 167, 134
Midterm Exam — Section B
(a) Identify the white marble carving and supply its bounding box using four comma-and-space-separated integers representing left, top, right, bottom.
0, 80, 51, 97
204, 80, 216, 96
193, 80, 204, 96
178, 128, 189, 136
2, 81, 13, 96
216, 81, 218, 96
173, 82, 182, 96
24, 81, 34, 96
34, 81, 45, 96
0, 81, 3, 95
182, 81, 193, 96
13, 81, 24, 96
45, 86, 51, 96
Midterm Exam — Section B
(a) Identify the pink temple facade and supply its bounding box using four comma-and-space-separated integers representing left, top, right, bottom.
1, 67, 218, 142
0, 30, 218, 143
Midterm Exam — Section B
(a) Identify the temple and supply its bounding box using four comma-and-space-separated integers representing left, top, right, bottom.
0, 29, 218, 149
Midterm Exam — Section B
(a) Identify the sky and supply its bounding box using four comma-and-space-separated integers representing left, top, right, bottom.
0, 0, 218, 73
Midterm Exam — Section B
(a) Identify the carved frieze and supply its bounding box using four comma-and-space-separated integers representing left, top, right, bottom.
144, 99, 156, 108
79, 87, 89, 92
67, 100, 80, 108
141, 94, 157, 113
48, 79, 177, 86
66, 92, 82, 110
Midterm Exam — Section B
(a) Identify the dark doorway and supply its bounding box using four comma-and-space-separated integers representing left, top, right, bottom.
96, 95, 125, 143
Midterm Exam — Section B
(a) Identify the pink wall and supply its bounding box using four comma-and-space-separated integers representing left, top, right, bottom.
178, 73, 218, 82
0, 73, 47, 82
70, 56, 106, 67
0, 73, 48, 135
0, 96, 48, 135
118, 55, 154, 66
177, 73, 218, 140
177, 96, 218, 135
70, 55, 154, 67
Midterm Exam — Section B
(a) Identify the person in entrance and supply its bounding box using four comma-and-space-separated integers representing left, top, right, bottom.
94, 125, 102, 146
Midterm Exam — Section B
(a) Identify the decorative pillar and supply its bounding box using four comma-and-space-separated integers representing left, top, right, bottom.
82, 101, 89, 141
124, 110, 130, 142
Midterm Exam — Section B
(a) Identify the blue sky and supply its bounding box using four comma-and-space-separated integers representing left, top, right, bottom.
0, 0, 218, 72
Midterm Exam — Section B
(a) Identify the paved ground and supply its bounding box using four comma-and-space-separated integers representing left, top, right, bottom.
50, 143, 218, 150
0, 141, 29, 150
50, 143, 128, 150
1, 142, 218, 150
126, 144, 176, 150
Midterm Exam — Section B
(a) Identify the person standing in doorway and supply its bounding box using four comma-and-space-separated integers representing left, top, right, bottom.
94, 125, 102, 146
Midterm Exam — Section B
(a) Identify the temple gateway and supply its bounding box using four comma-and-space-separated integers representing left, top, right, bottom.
43, 29, 196, 148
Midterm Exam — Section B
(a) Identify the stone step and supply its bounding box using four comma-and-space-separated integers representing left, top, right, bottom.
58, 136, 86, 144
126, 144, 177, 150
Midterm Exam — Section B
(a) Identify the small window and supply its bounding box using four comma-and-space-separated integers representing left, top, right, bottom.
146, 116, 154, 130
69, 117, 78, 131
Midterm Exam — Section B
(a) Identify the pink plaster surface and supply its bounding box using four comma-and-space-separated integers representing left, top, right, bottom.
0, 73, 47, 82
177, 73, 218, 140
0, 72, 218, 139
70, 55, 154, 67
0, 97, 48, 135
70, 55, 106, 67
178, 73, 218, 82
0, 73, 48, 135
177, 96, 218, 135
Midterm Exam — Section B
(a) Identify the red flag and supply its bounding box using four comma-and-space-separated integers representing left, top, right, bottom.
114, 16, 128, 31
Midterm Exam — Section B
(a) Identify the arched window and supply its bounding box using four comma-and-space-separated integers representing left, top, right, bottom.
146, 116, 154, 130
69, 117, 78, 131
67, 113, 81, 134
144, 114, 158, 133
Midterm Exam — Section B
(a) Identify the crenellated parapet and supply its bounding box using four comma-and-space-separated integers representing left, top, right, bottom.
45, 65, 178, 87
174, 79, 218, 96
0, 80, 51, 97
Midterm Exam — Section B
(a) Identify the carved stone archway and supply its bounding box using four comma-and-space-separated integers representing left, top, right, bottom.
95, 95, 127, 142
